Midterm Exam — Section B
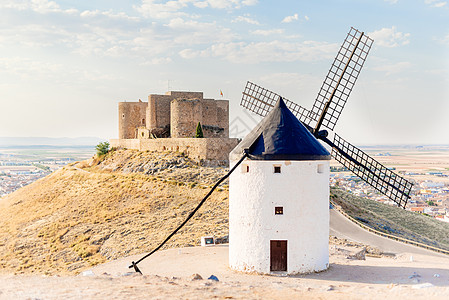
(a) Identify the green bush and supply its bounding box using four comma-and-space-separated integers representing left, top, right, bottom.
195, 122, 204, 138
95, 141, 110, 157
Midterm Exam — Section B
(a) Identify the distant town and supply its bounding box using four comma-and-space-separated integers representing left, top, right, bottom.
0, 145, 95, 197
330, 146, 449, 223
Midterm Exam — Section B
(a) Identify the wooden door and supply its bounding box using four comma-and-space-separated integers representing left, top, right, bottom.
270, 240, 287, 271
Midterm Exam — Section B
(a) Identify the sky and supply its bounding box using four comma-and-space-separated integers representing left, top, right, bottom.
0, 0, 448, 145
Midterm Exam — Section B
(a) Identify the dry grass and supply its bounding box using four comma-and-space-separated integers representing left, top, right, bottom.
0, 150, 229, 275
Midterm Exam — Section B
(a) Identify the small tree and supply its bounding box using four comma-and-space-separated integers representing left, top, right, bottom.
96, 141, 110, 157
195, 122, 204, 138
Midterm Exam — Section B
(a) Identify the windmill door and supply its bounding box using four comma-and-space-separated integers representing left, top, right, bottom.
270, 240, 287, 271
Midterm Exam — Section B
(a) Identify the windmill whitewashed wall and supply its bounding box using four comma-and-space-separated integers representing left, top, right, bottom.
229, 98, 331, 274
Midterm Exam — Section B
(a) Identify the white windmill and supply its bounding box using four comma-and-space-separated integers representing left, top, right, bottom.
228, 27, 413, 274
229, 98, 331, 274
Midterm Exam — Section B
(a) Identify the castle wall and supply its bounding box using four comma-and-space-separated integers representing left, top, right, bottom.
118, 102, 148, 139
201, 99, 229, 138
216, 100, 229, 138
167, 91, 203, 100
110, 138, 240, 164
110, 138, 140, 150
143, 91, 229, 138
147, 95, 172, 130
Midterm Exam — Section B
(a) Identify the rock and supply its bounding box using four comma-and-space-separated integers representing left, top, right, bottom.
121, 272, 141, 277
347, 248, 366, 260
190, 273, 203, 281
326, 285, 336, 291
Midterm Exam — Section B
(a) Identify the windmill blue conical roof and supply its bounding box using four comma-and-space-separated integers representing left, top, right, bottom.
230, 98, 330, 161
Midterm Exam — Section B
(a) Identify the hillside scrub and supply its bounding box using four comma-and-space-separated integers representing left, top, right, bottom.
95, 141, 110, 157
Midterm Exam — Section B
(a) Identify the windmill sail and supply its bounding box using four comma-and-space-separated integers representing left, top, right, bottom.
240, 84, 413, 207
310, 27, 373, 132
241, 81, 314, 126
331, 134, 413, 208
239, 27, 413, 208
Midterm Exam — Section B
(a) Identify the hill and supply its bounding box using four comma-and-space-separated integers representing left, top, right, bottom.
0, 149, 229, 275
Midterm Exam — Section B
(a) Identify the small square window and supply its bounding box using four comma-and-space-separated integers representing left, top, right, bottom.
274, 166, 281, 173
242, 164, 249, 173
317, 164, 324, 174
275, 206, 283, 215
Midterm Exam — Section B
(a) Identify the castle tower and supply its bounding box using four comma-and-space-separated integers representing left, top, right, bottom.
228, 98, 331, 274
170, 98, 202, 138
118, 101, 148, 139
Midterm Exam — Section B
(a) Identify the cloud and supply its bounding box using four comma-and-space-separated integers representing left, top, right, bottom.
0, 1, 239, 63
232, 14, 260, 25
179, 48, 199, 59
281, 13, 299, 23
368, 26, 410, 47
251, 29, 284, 36
372, 61, 412, 75
203, 0, 258, 9
193, 1, 209, 8
242, 0, 258, 5
424, 0, 447, 8
135, 0, 259, 19
80, 9, 140, 21
141, 57, 173, 65
134, 0, 188, 19
179, 40, 338, 63
443, 33, 449, 44
0, 57, 64, 79
0, 24, 72, 48
165, 18, 235, 44
0, 56, 121, 85
384, 0, 398, 4
0, 0, 78, 14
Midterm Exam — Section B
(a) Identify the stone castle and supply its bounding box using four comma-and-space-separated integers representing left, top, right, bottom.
111, 91, 239, 164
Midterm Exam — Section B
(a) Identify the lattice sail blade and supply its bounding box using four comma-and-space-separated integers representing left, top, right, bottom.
241, 81, 314, 126
331, 133, 413, 208
310, 27, 374, 131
